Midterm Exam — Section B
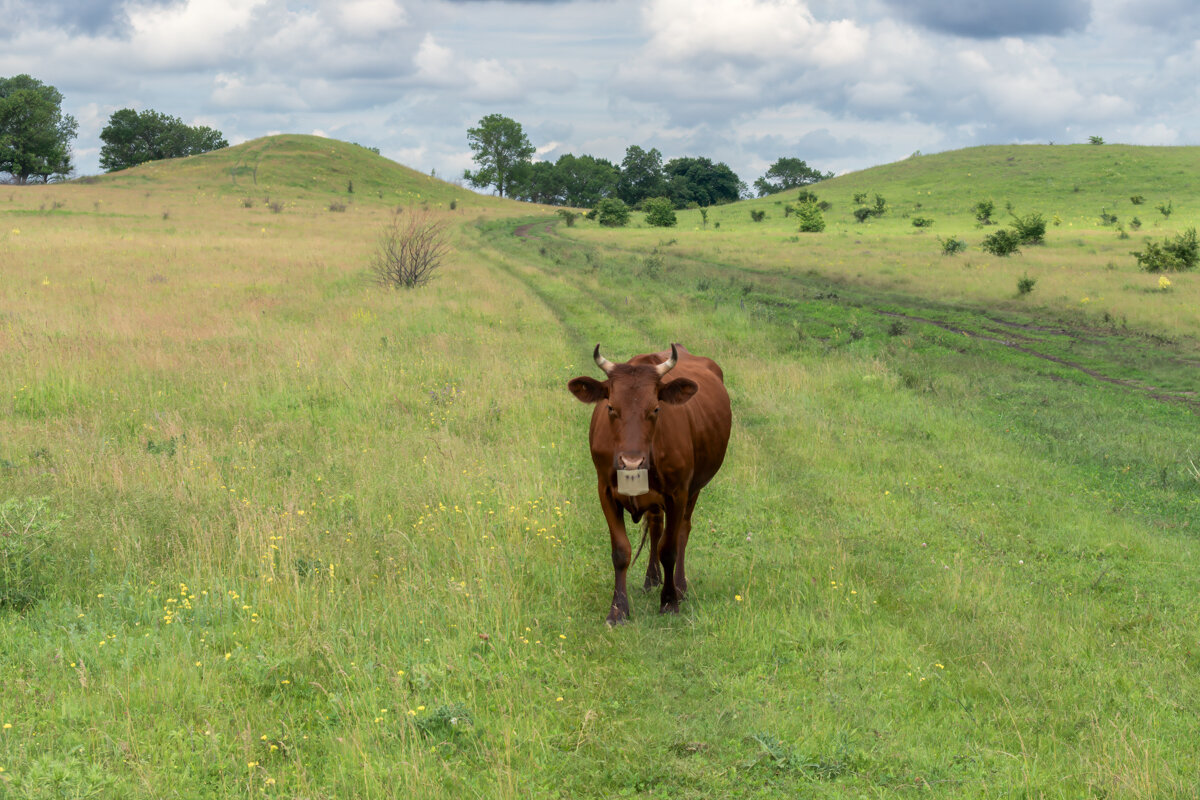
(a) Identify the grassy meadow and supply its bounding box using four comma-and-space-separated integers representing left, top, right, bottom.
1, 136, 1198, 798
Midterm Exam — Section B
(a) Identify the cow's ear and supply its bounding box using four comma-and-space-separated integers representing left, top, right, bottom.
659, 378, 697, 405
568, 376, 608, 404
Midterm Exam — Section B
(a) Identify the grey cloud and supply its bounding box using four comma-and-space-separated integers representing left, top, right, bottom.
883, 0, 1091, 38
1, 0, 184, 37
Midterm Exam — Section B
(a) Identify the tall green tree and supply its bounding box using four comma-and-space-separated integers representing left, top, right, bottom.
463, 114, 534, 199
664, 156, 741, 207
555, 154, 619, 208
99, 108, 227, 172
0, 74, 78, 183
753, 157, 833, 196
616, 145, 667, 207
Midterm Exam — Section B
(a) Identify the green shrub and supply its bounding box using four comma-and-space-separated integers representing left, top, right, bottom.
1130, 195, 1145, 205
852, 207, 873, 223
1157, 200, 1173, 219
1010, 211, 1046, 244
911, 217, 934, 228
595, 198, 630, 227
796, 189, 819, 204
938, 236, 967, 255
1099, 209, 1118, 226
750, 209, 766, 222
1130, 217, 1142, 231
643, 197, 676, 227
852, 192, 867, 204
871, 194, 886, 216
974, 199, 995, 225
556, 209, 578, 227
1017, 273, 1037, 294
981, 228, 1022, 257
795, 201, 825, 233
1132, 228, 1198, 273
1089, 135, 1105, 145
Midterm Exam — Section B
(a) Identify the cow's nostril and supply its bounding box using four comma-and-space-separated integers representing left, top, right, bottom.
619, 454, 644, 470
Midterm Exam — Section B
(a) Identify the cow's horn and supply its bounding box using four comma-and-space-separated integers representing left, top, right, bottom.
655, 343, 678, 378
593, 344, 616, 375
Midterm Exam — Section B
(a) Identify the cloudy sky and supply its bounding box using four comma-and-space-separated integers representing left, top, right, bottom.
3, 0, 1198, 186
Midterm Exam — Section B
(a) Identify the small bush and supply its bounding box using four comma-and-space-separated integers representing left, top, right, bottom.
556, 209, 578, 227
1132, 228, 1198, 273
981, 228, 1022, 257
852, 192, 867, 204
750, 209, 766, 222
371, 210, 450, 289
1130, 217, 1142, 231
1130, 195, 1145, 205
241, 197, 253, 208
449, 199, 457, 211
852, 207, 873, 223
871, 194, 886, 216
1089, 135, 1105, 145
911, 216, 934, 228
1099, 209, 1118, 226
795, 202, 825, 232
595, 198, 630, 227
1157, 200, 1173, 219
938, 236, 967, 255
1017, 273, 1037, 294
1010, 211, 1046, 244
973, 199, 995, 225
644, 197, 677, 227
268, 201, 284, 214
328, 201, 347, 212
796, 189, 819, 204
699, 209, 708, 228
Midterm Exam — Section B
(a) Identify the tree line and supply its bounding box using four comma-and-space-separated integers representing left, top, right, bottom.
1, 76, 831, 199
465, 113, 832, 209
1, 74, 228, 183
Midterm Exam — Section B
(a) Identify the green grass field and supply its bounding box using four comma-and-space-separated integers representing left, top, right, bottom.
1, 136, 1198, 798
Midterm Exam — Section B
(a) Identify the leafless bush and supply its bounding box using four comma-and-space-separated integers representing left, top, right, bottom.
371, 210, 450, 289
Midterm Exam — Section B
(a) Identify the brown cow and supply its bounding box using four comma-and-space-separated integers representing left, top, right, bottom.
567, 343, 731, 624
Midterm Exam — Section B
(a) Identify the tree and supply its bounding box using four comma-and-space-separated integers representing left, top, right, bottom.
511, 160, 564, 205
753, 157, 833, 196
616, 145, 667, 207
99, 108, 227, 172
0, 74, 78, 183
664, 156, 741, 207
555, 153, 619, 208
463, 114, 534, 199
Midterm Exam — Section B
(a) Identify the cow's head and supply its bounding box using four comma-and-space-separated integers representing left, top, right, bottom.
568, 344, 698, 471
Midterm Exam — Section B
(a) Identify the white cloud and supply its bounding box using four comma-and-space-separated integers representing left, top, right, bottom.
338, 0, 408, 37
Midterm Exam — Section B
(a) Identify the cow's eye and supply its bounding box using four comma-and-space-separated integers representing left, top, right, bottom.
607, 405, 619, 419
649, 406, 660, 419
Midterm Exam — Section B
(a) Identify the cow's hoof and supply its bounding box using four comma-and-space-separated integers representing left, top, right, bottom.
606, 607, 629, 626
642, 574, 662, 592
659, 601, 680, 614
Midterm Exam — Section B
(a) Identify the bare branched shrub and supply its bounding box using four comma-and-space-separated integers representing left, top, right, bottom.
371, 210, 450, 289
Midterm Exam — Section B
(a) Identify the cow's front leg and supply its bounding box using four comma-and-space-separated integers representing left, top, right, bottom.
658, 496, 687, 613
598, 484, 632, 625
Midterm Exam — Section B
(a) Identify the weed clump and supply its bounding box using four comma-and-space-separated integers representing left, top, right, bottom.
911, 216, 934, 228
1017, 273, 1037, 294
1, 497, 63, 610
750, 209, 766, 223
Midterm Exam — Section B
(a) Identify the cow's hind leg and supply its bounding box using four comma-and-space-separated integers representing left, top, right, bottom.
673, 492, 700, 597
641, 509, 664, 591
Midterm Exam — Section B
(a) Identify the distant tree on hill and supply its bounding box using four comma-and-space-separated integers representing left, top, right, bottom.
99, 108, 227, 172
616, 145, 668, 207
664, 156, 741, 207
0, 74, 78, 183
464, 113, 534, 199
753, 157, 833, 196
510, 153, 620, 207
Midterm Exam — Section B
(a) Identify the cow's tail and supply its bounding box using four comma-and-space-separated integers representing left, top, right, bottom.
629, 517, 649, 568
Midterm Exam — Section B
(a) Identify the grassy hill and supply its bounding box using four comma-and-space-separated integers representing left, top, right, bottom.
1, 140, 1198, 798
76, 133, 491, 211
